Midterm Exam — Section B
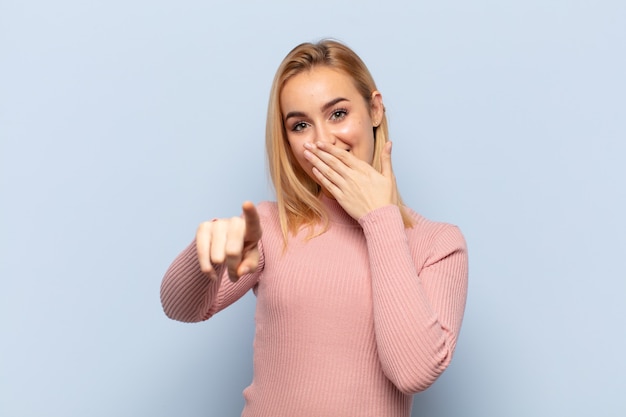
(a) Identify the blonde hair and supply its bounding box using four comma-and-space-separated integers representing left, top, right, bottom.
266, 39, 413, 244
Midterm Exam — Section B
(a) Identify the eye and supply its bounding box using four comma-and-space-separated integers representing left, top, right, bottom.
330, 109, 348, 121
291, 121, 309, 132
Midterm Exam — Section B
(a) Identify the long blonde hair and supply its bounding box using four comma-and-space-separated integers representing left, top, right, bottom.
266, 39, 413, 243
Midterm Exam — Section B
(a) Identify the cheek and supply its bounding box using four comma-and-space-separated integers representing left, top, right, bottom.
341, 121, 376, 162
341, 118, 373, 142
363, 145, 375, 165
286, 138, 309, 170
359, 133, 376, 165
334, 121, 359, 141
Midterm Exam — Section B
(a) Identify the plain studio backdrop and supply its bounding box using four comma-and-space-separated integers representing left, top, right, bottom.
1, 1, 624, 416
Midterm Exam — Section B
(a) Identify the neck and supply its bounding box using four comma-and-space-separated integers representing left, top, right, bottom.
319, 193, 358, 226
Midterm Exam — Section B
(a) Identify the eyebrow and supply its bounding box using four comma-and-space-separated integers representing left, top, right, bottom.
284, 97, 349, 120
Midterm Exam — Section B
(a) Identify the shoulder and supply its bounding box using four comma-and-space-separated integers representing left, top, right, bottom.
255, 201, 281, 234
403, 206, 467, 254
253, 201, 285, 259
256, 201, 278, 221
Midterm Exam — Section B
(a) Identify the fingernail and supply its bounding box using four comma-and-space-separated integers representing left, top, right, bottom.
240, 266, 250, 275
304, 142, 313, 149
304, 150, 312, 159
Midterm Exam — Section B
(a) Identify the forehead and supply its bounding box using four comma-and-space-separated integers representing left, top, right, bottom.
280, 66, 361, 109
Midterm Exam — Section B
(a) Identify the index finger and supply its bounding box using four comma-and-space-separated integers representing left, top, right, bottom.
314, 141, 358, 167
242, 201, 262, 241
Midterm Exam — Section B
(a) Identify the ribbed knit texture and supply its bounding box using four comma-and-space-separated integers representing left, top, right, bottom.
160, 196, 468, 417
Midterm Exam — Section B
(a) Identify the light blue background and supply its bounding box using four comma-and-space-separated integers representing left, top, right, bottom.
1, 1, 625, 416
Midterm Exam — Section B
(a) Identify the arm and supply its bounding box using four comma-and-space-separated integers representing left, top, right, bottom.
160, 241, 262, 323
359, 206, 468, 394
160, 202, 264, 323
302, 139, 467, 391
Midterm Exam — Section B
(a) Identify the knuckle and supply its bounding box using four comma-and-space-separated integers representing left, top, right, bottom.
224, 245, 241, 257
230, 217, 245, 230
197, 221, 212, 233
211, 254, 225, 264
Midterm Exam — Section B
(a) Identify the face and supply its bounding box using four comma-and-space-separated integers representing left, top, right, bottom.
280, 66, 383, 185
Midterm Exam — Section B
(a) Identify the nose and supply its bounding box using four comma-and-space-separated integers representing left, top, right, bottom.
315, 125, 336, 145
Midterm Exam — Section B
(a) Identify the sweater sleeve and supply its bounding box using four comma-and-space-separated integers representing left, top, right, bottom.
358, 205, 468, 394
160, 239, 264, 323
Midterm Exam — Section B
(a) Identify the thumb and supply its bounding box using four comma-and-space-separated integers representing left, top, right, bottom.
380, 141, 393, 178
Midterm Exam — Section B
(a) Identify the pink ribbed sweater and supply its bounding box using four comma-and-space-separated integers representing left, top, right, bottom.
160, 196, 468, 417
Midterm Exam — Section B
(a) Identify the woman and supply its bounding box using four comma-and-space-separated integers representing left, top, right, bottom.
161, 39, 468, 417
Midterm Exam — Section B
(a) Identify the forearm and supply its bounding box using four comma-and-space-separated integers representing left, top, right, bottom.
360, 206, 468, 393
160, 241, 223, 323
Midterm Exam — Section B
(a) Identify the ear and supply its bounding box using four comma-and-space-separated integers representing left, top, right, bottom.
370, 90, 384, 126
